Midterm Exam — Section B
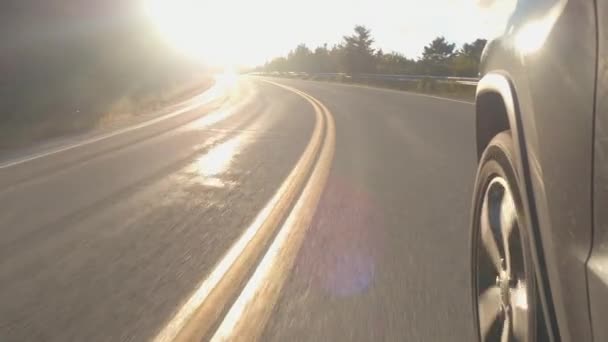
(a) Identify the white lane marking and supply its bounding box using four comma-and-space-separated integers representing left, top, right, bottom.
0, 80, 230, 170
256, 76, 475, 105
330, 80, 475, 105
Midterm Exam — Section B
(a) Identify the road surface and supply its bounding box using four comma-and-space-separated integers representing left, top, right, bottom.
0, 77, 477, 341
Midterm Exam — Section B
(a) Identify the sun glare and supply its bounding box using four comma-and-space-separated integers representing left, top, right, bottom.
142, 0, 504, 68
514, 0, 566, 55
143, 0, 246, 66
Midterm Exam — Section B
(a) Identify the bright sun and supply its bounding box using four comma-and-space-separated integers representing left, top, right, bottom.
144, 0, 245, 67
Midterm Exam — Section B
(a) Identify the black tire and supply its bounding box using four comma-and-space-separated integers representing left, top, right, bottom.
471, 131, 538, 342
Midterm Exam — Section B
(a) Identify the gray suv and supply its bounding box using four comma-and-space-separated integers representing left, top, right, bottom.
470, 0, 607, 341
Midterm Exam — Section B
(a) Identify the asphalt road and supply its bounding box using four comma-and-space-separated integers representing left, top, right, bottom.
0, 77, 478, 341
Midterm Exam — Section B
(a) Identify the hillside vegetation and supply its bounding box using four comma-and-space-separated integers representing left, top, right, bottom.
0, 1, 211, 150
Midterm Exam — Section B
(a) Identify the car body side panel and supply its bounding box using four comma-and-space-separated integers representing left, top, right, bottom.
478, 0, 596, 340
588, 1, 608, 341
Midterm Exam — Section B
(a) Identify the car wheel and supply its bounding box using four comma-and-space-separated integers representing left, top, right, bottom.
471, 131, 537, 342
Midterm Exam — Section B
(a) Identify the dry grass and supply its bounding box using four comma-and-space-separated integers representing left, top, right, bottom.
0, 77, 214, 151
97, 78, 214, 128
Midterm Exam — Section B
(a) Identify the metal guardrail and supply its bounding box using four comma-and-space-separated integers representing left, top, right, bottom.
356, 73, 479, 86
251, 72, 479, 86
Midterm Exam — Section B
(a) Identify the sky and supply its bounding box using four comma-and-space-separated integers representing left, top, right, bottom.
142, 0, 513, 67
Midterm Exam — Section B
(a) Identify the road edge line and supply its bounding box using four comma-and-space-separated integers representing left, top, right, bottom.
0, 81, 226, 169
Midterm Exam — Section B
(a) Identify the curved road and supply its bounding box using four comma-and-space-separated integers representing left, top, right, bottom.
0, 77, 477, 341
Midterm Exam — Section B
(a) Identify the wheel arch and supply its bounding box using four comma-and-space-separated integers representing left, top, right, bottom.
475, 73, 516, 160
474, 72, 561, 341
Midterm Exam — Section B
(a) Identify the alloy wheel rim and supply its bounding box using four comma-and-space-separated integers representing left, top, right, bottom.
476, 177, 530, 342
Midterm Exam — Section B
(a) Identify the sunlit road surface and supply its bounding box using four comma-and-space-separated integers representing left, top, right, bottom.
0, 76, 477, 341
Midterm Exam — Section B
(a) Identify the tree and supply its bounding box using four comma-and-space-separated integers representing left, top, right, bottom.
420, 36, 456, 75
421, 36, 456, 63
287, 44, 312, 72
452, 39, 487, 76
265, 57, 289, 72
376, 52, 417, 74
261, 32, 488, 78
329, 44, 344, 72
311, 44, 331, 73
460, 39, 487, 61
341, 25, 376, 74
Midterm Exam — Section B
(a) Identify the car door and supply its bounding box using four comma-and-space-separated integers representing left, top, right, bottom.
588, 1, 608, 341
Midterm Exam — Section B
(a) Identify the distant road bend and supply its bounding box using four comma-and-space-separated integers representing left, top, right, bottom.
0, 76, 478, 341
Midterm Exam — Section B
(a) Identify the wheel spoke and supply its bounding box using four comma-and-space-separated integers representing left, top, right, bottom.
477, 177, 529, 342
479, 286, 501, 339
511, 282, 530, 340
501, 313, 511, 342
500, 188, 516, 275
481, 196, 503, 273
